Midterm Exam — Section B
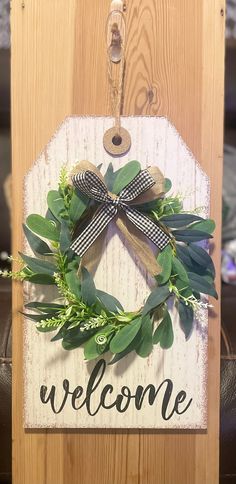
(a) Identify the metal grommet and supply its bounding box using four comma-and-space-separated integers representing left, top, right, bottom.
103, 127, 131, 156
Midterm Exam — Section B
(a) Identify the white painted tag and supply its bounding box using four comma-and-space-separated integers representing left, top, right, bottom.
24, 116, 209, 428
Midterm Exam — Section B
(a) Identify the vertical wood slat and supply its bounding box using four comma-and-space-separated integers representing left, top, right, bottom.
11, 1, 225, 483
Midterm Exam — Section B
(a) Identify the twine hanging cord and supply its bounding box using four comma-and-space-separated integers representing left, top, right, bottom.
106, 9, 126, 141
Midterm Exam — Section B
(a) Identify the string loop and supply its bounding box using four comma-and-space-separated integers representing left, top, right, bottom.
106, 8, 126, 135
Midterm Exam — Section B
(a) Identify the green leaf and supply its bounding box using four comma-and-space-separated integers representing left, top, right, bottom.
26, 214, 60, 242
188, 272, 218, 298
164, 178, 172, 193
27, 273, 55, 285
65, 270, 81, 299
59, 220, 71, 253
161, 213, 203, 228
173, 229, 212, 243
153, 311, 174, 349
188, 244, 215, 277
25, 301, 65, 312
108, 332, 142, 365
19, 252, 57, 276
45, 209, 58, 223
156, 245, 173, 285
66, 256, 81, 272
84, 326, 114, 360
136, 315, 153, 357
81, 267, 96, 305
47, 190, 65, 221
142, 285, 170, 316
22, 312, 52, 322
112, 161, 141, 195
69, 190, 89, 223
62, 326, 94, 350
178, 301, 194, 340
176, 244, 193, 268
50, 322, 71, 342
188, 219, 215, 234
104, 163, 121, 192
175, 278, 192, 298
135, 199, 159, 213
23, 224, 52, 256
96, 290, 123, 313
172, 256, 189, 283
110, 317, 142, 353
176, 244, 214, 278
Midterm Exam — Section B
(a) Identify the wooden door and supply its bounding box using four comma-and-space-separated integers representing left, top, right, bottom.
11, 1, 225, 482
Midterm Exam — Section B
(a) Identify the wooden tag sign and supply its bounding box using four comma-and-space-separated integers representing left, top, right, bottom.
23, 116, 209, 429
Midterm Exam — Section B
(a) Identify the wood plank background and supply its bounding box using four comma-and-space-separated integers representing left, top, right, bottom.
11, 0, 225, 482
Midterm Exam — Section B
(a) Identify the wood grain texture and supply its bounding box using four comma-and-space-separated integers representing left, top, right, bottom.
11, 0, 225, 482
23, 115, 209, 429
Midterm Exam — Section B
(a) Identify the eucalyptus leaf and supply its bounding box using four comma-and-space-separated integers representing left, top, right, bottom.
110, 317, 142, 353
164, 178, 172, 193
136, 315, 153, 357
173, 229, 212, 243
153, 311, 174, 349
178, 301, 194, 340
47, 190, 65, 221
81, 267, 96, 305
108, 331, 142, 364
104, 163, 122, 192
45, 209, 58, 223
188, 219, 215, 234
19, 252, 57, 276
188, 244, 215, 277
135, 199, 159, 214
96, 289, 123, 313
172, 256, 189, 283
23, 224, 53, 256
27, 273, 55, 285
26, 214, 60, 242
156, 244, 173, 285
188, 272, 218, 298
50, 322, 71, 342
69, 190, 89, 223
112, 160, 141, 195
67, 256, 81, 272
22, 312, 52, 322
142, 285, 170, 316
175, 278, 192, 298
25, 301, 65, 313
176, 244, 193, 268
161, 213, 203, 228
60, 220, 71, 253
62, 326, 95, 350
65, 269, 81, 299
176, 245, 214, 277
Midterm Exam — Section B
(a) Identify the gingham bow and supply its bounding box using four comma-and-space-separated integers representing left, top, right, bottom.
70, 169, 170, 257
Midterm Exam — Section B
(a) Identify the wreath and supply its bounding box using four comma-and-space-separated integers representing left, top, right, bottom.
2, 160, 217, 364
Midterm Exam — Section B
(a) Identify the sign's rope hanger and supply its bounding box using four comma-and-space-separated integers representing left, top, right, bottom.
103, 0, 131, 156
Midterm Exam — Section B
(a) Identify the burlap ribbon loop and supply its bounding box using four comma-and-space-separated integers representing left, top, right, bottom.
70, 161, 170, 277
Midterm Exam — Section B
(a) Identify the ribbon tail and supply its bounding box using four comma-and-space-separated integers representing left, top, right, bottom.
115, 214, 162, 277
125, 207, 170, 250
70, 204, 117, 256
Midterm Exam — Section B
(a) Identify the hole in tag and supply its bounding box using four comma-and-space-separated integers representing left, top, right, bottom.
112, 135, 122, 146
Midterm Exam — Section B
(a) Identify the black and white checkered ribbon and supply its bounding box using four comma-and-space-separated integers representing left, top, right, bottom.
70, 169, 170, 256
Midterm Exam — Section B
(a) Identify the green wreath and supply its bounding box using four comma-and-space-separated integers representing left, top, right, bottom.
2, 161, 217, 364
